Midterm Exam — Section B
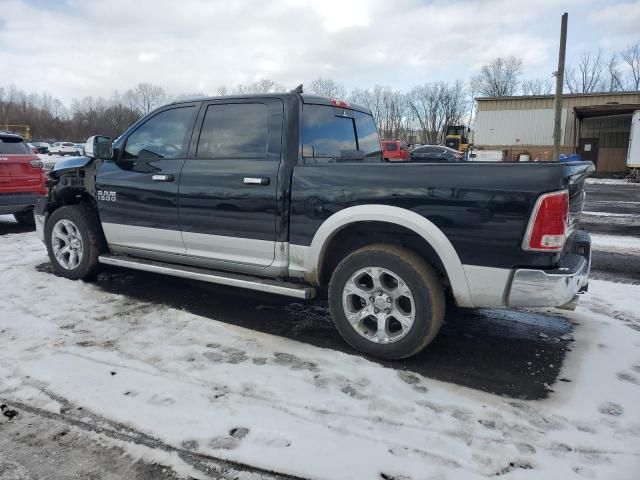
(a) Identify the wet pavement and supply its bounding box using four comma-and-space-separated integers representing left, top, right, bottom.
582, 182, 640, 236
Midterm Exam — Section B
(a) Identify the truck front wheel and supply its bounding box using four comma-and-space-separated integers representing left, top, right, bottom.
45, 205, 105, 280
328, 244, 445, 360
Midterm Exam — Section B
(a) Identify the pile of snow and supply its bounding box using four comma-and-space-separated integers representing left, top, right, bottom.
591, 233, 640, 255
1, 225, 639, 479
586, 178, 639, 186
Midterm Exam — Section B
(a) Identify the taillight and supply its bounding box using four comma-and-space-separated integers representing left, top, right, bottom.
28, 159, 43, 169
522, 190, 569, 252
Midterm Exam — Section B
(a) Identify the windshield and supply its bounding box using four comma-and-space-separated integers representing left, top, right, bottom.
302, 104, 382, 162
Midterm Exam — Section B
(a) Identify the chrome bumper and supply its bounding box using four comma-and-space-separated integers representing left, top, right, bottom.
35, 213, 46, 243
508, 255, 590, 309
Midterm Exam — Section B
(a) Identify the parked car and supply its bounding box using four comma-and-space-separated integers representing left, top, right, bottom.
31, 141, 51, 154
49, 142, 82, 156
410, 145, 463, 162
26, 143, 39, 154
74, 143, 85, 155
382, 140, 410, 162
35, 93, 594, 360
0, 132, 47, 225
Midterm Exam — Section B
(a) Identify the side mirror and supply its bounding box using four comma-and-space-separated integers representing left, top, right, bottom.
85, 135, 113, 159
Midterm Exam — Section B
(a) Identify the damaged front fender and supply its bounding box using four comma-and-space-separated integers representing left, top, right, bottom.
49, 156, 94, 178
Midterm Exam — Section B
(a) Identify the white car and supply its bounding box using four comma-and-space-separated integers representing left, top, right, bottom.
49, 142, 82, 156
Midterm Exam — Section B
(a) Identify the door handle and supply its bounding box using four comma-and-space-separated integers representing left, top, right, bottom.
152, 174, 174, 182
243, 177, 270, 186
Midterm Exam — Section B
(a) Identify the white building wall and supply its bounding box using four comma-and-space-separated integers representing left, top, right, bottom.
474, 108, 567, 146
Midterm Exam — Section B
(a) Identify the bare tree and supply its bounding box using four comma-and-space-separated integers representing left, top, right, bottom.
234, 79, 285, 94
621, 42, 640, 91
406, 81, 467, 144
173, 92, 207, 100
565, 50, 606, 93
471, 56, 523, 97
349, 85, 411, 140
216, 86, 229, 96
308, 78, 346, 98
125, 83, 168, 115
605, 55, 624, 92
521, 78, 554, 95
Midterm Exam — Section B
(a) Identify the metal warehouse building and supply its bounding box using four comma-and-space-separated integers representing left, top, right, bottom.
474, 91, 640, 172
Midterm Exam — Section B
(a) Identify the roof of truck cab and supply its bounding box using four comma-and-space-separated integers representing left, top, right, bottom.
167, 93, 372, 115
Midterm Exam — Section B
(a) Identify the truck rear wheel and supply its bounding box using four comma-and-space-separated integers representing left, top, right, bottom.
328, 244, 445, 360
45, 205, 105, 280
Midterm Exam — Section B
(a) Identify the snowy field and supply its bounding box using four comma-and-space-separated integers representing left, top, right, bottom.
1, 220, 639, 479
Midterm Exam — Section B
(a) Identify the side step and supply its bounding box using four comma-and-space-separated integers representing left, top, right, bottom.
98, 254, 316, 300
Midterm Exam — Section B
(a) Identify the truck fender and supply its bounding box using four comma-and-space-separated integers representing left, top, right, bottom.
49, 156, 94, 177
289, 205, 474, 307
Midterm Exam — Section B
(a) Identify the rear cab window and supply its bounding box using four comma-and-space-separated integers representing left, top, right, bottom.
302, 104, 381, 163
0, 136, 30, 155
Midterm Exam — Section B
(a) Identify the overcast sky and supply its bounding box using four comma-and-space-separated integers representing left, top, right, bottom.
1, 0, 639, 103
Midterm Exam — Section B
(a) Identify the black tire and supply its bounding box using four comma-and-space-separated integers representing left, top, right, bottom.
13, 208, 35, 226
328, 244, 445, 360
45, 204, 106, 280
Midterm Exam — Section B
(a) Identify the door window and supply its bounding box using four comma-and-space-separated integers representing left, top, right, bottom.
196, 103, 269, 159
123, 107, 195, 160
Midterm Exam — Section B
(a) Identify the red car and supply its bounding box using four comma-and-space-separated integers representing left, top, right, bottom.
0, 132, 47, 226
382, 140, 410, 161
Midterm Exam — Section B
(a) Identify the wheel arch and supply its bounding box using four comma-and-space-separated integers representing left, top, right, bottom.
292, 205, 474, 307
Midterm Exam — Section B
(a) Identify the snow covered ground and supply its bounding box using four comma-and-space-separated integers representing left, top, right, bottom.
586, 178, 640, 186
591, 234, 640, 255
1, 221, 639, 479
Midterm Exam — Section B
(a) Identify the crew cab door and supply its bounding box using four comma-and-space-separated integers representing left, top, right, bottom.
96, 104, 198, 254
178, 98, 283, 267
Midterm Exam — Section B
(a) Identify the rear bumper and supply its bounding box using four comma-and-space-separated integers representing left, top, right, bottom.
508, 231, 591, 309
0, 193, 44, 215
508, 255, 590, 308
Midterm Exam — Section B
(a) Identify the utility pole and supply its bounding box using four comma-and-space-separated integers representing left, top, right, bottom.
553, 12, 568, 161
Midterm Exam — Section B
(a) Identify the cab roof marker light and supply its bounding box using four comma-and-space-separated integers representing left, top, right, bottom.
330, 98, 351, 108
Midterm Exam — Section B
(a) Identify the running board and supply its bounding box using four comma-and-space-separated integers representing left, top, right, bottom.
98, 254, 315, 300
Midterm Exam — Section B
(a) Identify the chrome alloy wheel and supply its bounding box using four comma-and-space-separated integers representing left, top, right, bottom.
51, 219, 84, 270
341, 266, 416, 344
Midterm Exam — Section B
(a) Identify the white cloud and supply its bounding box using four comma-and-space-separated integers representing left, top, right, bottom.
0, 0, 628, 103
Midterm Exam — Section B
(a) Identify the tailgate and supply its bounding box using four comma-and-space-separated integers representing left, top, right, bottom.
563, 161, 595, 229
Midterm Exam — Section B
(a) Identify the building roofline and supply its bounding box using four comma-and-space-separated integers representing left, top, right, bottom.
475, 91, 640, 101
